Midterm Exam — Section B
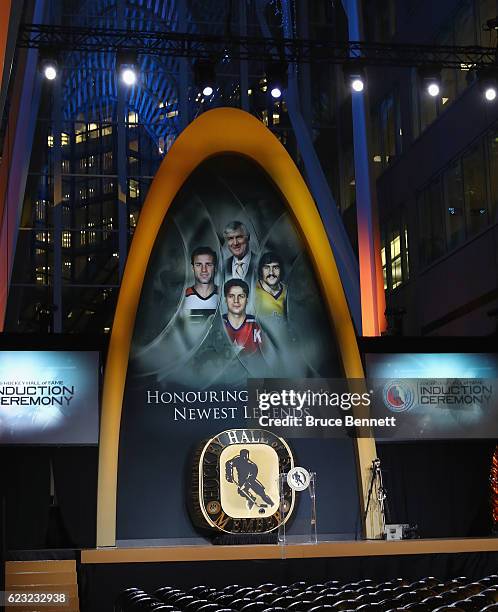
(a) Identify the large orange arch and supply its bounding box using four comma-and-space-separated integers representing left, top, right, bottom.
96, 108, 380, 546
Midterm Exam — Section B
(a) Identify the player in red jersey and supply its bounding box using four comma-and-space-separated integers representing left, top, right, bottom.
223, 279, 262, 354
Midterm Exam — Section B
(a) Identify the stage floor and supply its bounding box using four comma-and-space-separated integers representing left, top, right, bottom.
81, 537, 498, 564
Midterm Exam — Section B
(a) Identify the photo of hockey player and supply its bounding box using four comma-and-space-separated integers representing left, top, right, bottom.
255, 252, 287, 321
183, 246, 219, 319
225, 448, 275, 511
223, 221, 254, 282
222, 279, 262, 354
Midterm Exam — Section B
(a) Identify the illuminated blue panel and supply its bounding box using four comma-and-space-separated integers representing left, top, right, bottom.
0, 351, 99, 445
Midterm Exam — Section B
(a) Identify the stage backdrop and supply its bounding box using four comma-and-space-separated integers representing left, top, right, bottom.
96, 108, 379, 546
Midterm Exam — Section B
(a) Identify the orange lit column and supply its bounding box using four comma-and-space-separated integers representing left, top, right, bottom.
343, 0, 387, 336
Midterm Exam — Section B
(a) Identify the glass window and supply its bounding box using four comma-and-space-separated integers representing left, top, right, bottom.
418, 179, 445, 266
487, 129, 498, 222
381, 241, 388, 290
443, 159, 466, 249
463, 143, 488, 235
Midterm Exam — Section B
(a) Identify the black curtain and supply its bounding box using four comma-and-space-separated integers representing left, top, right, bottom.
52, 447, 98, 548
378, 440, 495, 537
0, 447, 51, 549
0, 446, 97, 550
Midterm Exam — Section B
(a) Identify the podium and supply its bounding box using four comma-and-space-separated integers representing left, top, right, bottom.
277, 469, 317, 554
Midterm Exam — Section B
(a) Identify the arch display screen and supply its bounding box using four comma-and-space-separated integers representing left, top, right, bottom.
116, 154, 361, 541
0, 351, 99, 444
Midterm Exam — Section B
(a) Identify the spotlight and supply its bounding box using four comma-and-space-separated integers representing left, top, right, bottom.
351, 78, 364, 92
343, 64, 366, 93
117, 50, 139, 87
485, 86, 497, 101
427, 82, 440, 97
121, 67, 137, 86
478, 69, 498, 102
194, 60, 216, 98
39, 57, 58, 81
265, 61, 288, 99
418, 68, 441, 98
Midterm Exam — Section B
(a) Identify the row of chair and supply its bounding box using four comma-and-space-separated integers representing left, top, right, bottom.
115, 574, 498, 612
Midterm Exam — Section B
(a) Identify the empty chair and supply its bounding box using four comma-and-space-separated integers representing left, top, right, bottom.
116, 588, 149, 612
196, 604, 221, 612
281, 588, 302, 597
215, 595, 237, 606
189, 587, 210, 596
482, 606, 498, 611
173, 596, 196, 608
223, 586, 242, 595
289, 601, 313, 611
154, 588, 176, 597
254, 594, 277, 604
482, 589, 498, 603
467, 593, 494, 608
184, 600, 210, 611
229, 598, 253, 610
290, 582, 309, 590
164, 592, 187, 604
240, 603, 270, 612
257, 585, 277, 592
271, 596, 296, 608
394, 592, 421, 607
271, 587, 289, 595
332, 601, 356, 611
234, 588, 254, 598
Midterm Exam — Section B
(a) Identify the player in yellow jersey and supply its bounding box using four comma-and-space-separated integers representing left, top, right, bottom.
255, 252, 287, 320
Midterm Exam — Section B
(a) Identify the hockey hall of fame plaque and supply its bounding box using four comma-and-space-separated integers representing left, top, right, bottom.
190, 428, 295, 534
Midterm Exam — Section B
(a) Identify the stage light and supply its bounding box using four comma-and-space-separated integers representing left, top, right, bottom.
344, 64, 366, 94
117, 50, 139, 87
121, 67, 137, 86
351, 78, 364, 92
194, 60, 216, 98
478, 70, 498, 102
486, 86, 497, 101
265, 62, 287, 99
43, 62, 57, 80
418, 68, 441, 98
40, 57, 58, 81
427, 82, 440, 97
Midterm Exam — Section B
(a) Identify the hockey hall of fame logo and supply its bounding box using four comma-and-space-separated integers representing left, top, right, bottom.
190, 429, 295, 534
383, 380, 415, 413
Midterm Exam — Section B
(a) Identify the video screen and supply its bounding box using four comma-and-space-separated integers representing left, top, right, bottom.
365, 352, 498, 441
0, 351, 99, 444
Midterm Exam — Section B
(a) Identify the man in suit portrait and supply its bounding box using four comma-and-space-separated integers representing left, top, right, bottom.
223, 221, 254, 281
